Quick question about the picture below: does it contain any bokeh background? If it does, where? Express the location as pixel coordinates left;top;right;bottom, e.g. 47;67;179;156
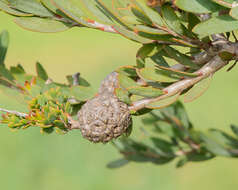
0;12;238;190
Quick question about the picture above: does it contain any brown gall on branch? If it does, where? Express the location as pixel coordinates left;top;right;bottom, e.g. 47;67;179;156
74;72;132;143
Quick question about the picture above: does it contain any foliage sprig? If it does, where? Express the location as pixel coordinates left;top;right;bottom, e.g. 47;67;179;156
1;0;238;168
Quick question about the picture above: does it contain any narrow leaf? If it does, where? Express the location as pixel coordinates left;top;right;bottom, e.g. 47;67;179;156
107;158;130;169
36;62;48;81
14;17;72;33
0;30;9;65
175;0;220;14
193;15;238;37
128;86;163;98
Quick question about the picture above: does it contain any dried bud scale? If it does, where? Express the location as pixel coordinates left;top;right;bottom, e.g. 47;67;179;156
77;72;132;143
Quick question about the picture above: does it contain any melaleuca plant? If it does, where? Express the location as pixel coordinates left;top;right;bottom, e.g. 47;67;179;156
1;0;238;168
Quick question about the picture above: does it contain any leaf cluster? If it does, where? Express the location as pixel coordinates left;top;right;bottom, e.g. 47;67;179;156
0;30;94;134
1;0;238;169
109;102;238;168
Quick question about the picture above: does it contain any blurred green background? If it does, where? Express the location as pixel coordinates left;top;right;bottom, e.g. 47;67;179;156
0;12;238;190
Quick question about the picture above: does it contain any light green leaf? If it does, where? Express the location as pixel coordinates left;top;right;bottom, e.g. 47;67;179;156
200;133;234;157
193;15;238;37
107;158;130;169
0;30;9;65
0;64;15;81
70;86;94;101
52;0;95;27
231;125;238;137
134;0;164;26
211;0;234;8
128;86;163;98
14;17;72;33
146;93;180;109
118;73;138;89
36;62;48;81
230;6;238;20
161;4;184;35
163;46;198;69
112;25;154;44
115;87;131;105
8;0;53;17
0;0;32;16
175;0;220;14
138;67;178;82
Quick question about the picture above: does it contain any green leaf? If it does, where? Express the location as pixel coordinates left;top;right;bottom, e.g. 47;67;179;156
188;13;201;31
107;158;130;169
211;0;234;8
156;65;199;78
10;64;24;73
118;73;138;89
115;87;131;105
0;64;15;81
133;25;168;35
151;51;170;67
209;129;238;148
127;86;163;98
176;156;188;168
184;75;212;103
51;0;96;27
146;93;180;109
131;6;152;25
231;124;238;137
117;66;137;77
173;101;191;129
36;62;48;81
136;43;158;59
80;0;115;25
112;25;153;44
0;0;32;16
96;0;131;28
14;17;72;33
136;43;159;67
230;6;238;20
40;0;66;17
161;4;184;35
150;137;175;157
200;133;234;157
138;67;178;82
41;127;54;134
193;15;238;37
134;0;164;26
163;46;198;69
0;30;9;65
174;0;220;14
187;151;214;162
70;86;94;101
8;0;53;17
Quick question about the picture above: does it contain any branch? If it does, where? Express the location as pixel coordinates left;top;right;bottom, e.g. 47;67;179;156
0;108;28;118
71;20;117;33
130;55;227;111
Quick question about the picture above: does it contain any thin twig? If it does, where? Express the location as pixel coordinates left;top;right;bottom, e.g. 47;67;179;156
129;56;227;111
72;72;80;86
129;32;238;111
232;31;238;42
0;108;28;118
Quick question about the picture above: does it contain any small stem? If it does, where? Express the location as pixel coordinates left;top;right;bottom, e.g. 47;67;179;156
232;31;238;42
67;116;80;130
0;108;28;118
129;56;227;111
72;72;80;86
